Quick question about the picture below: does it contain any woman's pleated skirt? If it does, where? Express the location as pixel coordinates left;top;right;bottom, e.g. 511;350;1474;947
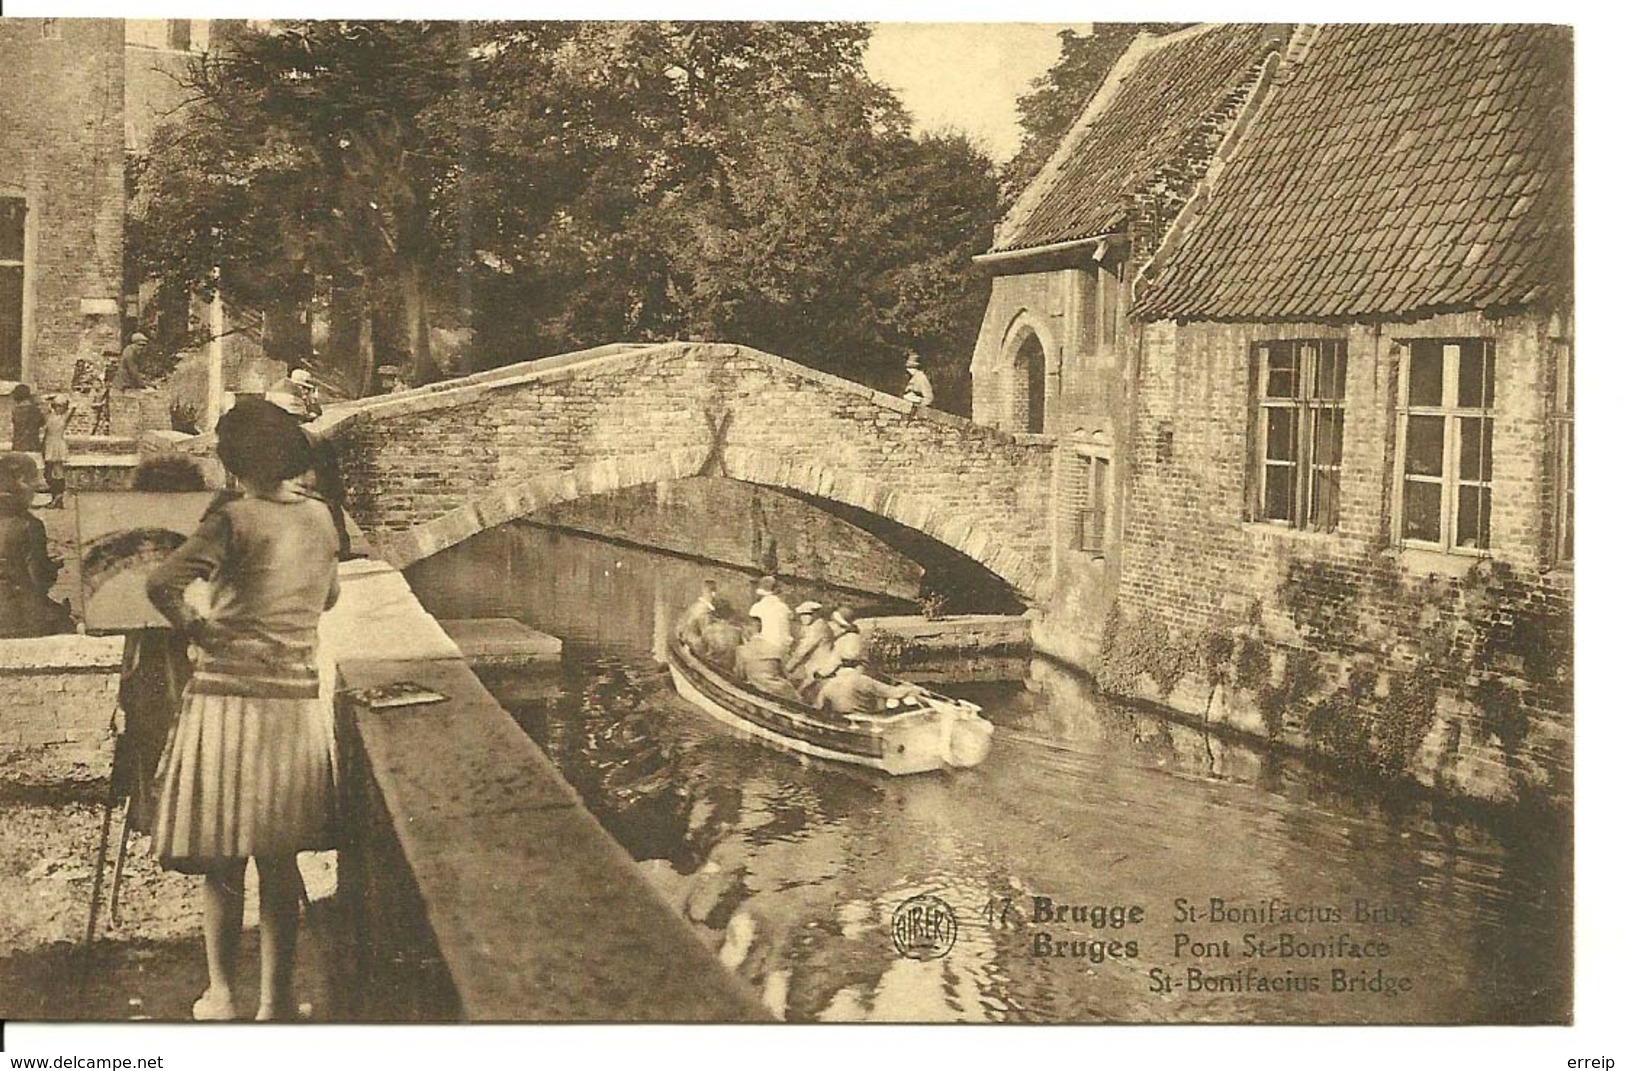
150;687;338;872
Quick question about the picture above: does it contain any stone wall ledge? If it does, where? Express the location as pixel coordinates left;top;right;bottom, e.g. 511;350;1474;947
328;558;767;1021
861;613;1032;653
0;633;124;673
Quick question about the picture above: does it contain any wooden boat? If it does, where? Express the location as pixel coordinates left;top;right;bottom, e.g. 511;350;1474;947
666;636;993;775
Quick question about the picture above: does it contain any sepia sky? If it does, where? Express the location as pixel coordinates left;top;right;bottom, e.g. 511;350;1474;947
865;22;1092;162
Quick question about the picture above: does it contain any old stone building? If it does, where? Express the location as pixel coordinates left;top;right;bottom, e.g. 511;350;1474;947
0;17;212;393
970;24;1288;656
988;23;1573;805
0;19;127;389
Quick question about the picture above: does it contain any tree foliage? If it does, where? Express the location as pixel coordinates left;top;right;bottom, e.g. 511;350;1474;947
129;20;1000;405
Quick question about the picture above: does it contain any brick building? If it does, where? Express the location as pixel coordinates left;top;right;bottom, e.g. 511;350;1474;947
0;18;209;394
986;24;1574;805
970;24;1288;660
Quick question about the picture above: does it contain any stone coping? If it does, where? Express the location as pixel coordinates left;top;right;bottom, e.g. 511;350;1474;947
328;558;767;1021
860;613;1033;649
0;633;124;673
308;341;1053;453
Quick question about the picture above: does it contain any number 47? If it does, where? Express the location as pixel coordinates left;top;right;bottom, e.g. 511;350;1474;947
982;897;1013;926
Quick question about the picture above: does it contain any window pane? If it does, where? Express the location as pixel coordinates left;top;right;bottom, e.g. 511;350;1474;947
1405;414;1445;476
1314;342;1347;400
1092;459;1110;551
1403;480;1442;543
1457;341;1488;408
1483;343;1495;408
1459;417;1494;482
1265;344;1297;398
1456;485;1492;550
1266;407;1298;461
1264;465;1296;522
1310;467;1340;531
1409;342;1444;406
1313;407;1344;466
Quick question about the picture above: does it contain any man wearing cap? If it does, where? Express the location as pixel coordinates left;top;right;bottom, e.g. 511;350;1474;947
902;352;934;407
733;614;800;703
678;579;721;651
748;574;795;659
802;606;862;700
816;655;923;717
784;601;835;689
113;332;151;390
0;452;69;637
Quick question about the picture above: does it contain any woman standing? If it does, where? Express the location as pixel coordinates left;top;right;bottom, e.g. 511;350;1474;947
41;395;72;508
146;398;341;1021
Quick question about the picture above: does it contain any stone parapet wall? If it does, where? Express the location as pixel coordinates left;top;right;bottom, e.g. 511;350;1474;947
0;634;124;774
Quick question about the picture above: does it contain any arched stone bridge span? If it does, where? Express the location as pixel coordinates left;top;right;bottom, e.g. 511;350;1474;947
317;342;1056;601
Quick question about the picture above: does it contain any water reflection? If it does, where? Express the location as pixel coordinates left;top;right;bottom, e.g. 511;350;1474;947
407;524;1570;1024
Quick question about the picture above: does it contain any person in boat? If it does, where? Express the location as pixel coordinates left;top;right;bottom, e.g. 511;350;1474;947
733;614;801;703
678;579;721;650
784;601;834;688
802;605;862;699
816;656;924;717
748;574;795;659
697;599;746;666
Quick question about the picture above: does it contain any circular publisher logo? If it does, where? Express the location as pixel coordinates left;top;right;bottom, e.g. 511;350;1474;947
892;894;958;961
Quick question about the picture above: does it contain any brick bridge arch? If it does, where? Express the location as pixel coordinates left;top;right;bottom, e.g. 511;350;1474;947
320;342;1055;601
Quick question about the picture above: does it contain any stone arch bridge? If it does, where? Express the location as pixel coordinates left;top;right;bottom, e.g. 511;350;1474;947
318;342;1056;601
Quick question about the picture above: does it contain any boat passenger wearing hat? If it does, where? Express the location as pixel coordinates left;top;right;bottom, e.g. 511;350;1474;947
114;332;151;390
748;574;795;659
802;605;862;700
0;452;70;637
784;600;835;688
816;650;923;717
733;613;800;703
678;579;721;651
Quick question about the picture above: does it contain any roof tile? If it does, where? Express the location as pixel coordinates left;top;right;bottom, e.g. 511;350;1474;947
1135;23;1571;321
992;24;1285;252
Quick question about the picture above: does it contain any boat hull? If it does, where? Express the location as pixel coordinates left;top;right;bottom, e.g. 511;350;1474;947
666;639;992;776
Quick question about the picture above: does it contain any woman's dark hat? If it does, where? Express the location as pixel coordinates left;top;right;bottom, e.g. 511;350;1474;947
216;396;313;482
0;452;44;495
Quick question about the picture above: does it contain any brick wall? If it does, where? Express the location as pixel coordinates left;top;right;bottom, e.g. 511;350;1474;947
1037;308;1574;808
0;635;124;774
0;19;126;390
327;343;1055;600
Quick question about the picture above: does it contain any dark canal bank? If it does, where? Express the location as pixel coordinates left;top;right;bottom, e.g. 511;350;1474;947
406;522;1571;1024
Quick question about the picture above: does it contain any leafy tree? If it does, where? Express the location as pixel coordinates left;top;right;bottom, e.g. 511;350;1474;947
1003;23;1189;199
131;21;1000;409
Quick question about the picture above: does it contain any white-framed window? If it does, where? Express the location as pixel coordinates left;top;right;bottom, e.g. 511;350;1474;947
1066;451;1111;558
1253;339;1346;531
1553;341;1574;564
1396;339;1495;552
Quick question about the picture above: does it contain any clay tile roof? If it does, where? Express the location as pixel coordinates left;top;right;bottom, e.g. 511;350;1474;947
990;23;1286;254
1135;24;1572;322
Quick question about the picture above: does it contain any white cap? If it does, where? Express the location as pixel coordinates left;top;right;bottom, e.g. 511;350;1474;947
290;369;313;385
795;601;822;615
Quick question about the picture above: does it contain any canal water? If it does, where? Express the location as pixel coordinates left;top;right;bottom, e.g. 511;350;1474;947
407;523;1571;1024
